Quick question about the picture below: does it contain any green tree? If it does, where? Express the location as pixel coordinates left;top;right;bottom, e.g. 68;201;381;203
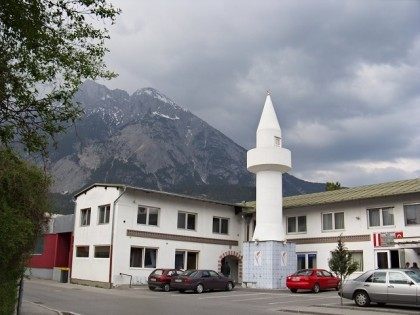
328;236;359;305
326;181;342;191
0;1;119;313
0;149;51;314
0;0;120;155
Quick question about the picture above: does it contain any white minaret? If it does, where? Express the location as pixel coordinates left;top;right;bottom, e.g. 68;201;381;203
247;93;291;241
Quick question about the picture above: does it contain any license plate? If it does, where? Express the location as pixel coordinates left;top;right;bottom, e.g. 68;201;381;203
292;277;300;281
150;278;156;282
175;279;182;283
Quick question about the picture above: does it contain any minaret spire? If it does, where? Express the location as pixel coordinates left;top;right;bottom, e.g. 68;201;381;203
247;93;291;241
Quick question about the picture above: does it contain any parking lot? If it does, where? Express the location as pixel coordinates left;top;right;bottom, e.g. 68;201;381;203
23;278;420;315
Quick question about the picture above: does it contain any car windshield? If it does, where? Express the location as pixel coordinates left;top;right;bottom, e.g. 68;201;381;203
181;270;198;277
404;270;420;283
151;269;163;275
295;270;312;276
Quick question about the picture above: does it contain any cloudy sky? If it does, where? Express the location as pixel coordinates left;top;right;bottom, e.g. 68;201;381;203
100;0;420;187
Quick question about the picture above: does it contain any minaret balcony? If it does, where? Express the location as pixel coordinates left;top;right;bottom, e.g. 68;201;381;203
247;147;291;173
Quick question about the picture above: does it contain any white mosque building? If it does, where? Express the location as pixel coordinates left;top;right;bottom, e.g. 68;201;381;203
70;95;420;288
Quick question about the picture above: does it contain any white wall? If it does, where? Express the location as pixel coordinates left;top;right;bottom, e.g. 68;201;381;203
72;185;420;286
282;193;420;275
72;186;121;283
111;189;244;285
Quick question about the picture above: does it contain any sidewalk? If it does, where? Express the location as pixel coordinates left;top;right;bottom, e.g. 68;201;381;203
22;300;61;315
278;304;420;315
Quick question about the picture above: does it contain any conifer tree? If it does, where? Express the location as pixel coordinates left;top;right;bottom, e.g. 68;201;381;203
328;236;359;305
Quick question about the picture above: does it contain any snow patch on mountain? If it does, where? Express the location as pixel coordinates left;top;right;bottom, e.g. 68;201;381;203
152;111;180;120
134;87;188;112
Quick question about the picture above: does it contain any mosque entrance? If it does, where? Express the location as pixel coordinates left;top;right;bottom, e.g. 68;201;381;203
218;251;242;284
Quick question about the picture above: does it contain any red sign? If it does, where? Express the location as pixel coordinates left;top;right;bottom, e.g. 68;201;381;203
395;231;404;239
373;233;381;247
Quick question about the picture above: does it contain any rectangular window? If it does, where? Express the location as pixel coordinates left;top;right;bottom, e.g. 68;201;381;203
175;250;198;269
404;204;420;225
177;211;196;230
322;212;344;231
98;204;110;224
274;136;281;147
137;206;159;226
287;216;306;233
130;247;143;267
213;217;229;234
350;251;364;272
33;235;44;255
367;207;394;227
175;251;185;269
80;208;91;226
94;246;110;258
33;236;44;255
129;247;157;268
76;246;89;258
296;253;317;269
144;248;157;268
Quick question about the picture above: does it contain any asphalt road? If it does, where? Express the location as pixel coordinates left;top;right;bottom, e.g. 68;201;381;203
22;278;420;315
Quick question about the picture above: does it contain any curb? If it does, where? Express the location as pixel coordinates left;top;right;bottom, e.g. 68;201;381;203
23;300;62;315
23;300;81;315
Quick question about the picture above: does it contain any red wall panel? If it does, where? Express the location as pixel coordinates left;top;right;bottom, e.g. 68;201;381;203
28;234;57;268
55;233;71;267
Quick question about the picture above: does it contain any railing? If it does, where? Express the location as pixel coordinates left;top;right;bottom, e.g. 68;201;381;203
119;273;133;288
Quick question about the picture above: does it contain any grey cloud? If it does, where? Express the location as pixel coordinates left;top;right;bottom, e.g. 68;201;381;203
100;0;420;186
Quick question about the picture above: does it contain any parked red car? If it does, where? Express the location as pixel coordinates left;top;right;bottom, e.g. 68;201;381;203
148;269;182;292
286;269;340;293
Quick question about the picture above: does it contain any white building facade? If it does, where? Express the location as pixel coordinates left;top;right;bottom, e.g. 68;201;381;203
71;184;245;288
71;179;420;288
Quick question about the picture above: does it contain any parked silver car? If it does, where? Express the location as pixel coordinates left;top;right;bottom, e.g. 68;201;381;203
341;269;420;307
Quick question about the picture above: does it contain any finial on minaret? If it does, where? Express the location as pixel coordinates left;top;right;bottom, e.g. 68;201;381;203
266;90;271;95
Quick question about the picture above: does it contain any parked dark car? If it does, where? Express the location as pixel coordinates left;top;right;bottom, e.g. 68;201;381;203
148;269;182;292
286;269;340;293
171;269;234;293
341;269;420;307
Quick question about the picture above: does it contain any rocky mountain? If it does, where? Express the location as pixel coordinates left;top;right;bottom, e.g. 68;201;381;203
48;81;325;213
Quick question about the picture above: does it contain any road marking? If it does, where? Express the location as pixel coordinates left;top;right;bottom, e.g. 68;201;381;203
198;292;269;299
268;296;338;305
231;296;282;302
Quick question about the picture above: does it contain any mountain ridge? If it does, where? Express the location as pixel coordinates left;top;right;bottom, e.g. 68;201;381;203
48;81;325;213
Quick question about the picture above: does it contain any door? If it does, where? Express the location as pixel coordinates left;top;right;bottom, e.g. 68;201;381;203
387;271;417;304
390;250;400;268
315;270;327;289
376;250;400;269
377;252;389;269
209;270;225;290
364;271;388;302
201;270;214;289
322;270;337;288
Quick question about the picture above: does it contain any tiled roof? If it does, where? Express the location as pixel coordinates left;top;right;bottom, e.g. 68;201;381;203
243;178;420;211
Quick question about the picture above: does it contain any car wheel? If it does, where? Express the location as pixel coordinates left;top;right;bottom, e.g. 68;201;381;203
312;283;320;293
226;282;233;291
148;286;155;291
163;284;170;292
354;291;370;307
195;284;204;294
290;288;297;293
